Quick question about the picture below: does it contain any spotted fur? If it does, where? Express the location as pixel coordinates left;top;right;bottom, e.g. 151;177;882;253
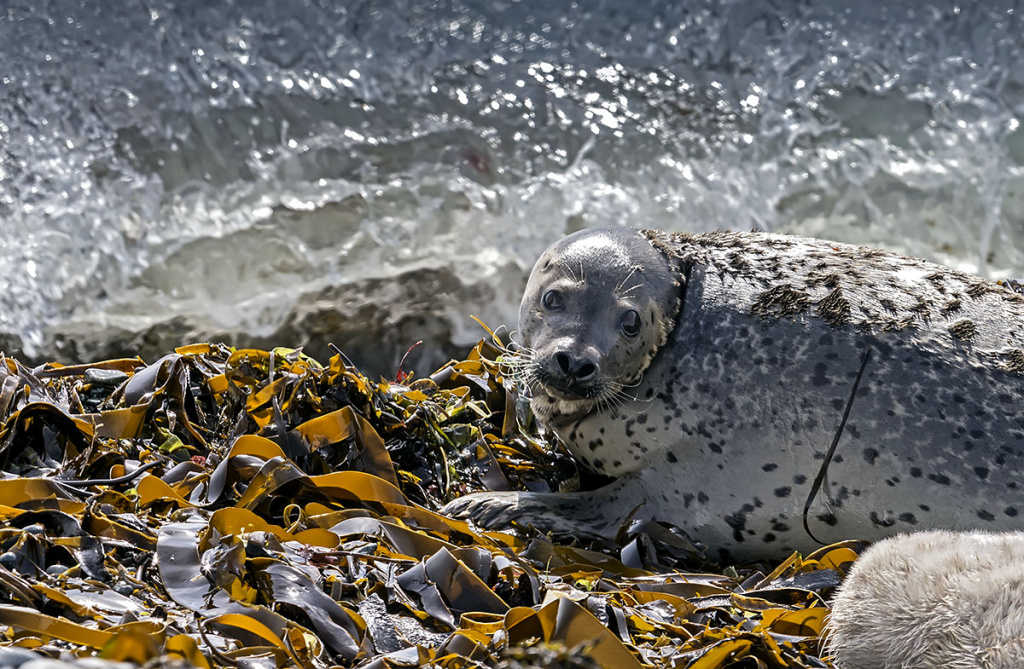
446;229;1024;561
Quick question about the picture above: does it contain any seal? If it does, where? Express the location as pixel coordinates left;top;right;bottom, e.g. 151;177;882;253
827;530;1024;669
444;227;1024;561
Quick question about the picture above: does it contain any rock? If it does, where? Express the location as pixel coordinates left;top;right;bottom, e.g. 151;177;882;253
0;648;46;669
19;659;79;669
24;261;524;379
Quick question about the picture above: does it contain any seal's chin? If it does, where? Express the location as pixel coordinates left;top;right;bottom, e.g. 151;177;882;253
525;381;602;427
532;392;596;426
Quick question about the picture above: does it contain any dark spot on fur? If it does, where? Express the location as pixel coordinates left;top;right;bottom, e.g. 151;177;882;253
974;466;989;480
751;285;812;319
725;511;748;542
1006;507;1018;517
928;473;951;485
870;512;896;528
919;504;930;512
966;281;992;298
910;467;922;478
762;463;778;472
816;513;838;527
774;486;791;498
793;474;807;485
817;286;851;326
898;512;917;525
1000;349;1024;374
862;448;879;465
667;452;678;463
697;492;709;504
977;509;995;521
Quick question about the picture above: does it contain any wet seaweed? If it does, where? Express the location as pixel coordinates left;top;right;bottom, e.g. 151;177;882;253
0;337;856;667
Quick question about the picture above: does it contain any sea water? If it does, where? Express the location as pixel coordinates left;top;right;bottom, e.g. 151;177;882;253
2;0;1023;373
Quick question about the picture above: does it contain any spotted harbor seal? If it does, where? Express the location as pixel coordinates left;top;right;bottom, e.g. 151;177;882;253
827;530;1024;669
444;227;1024;561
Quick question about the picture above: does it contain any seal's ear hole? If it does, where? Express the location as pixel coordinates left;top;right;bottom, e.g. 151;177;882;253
542;290;564;311
620;309;641;337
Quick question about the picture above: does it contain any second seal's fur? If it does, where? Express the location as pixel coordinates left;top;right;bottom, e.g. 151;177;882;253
828;531;1024;669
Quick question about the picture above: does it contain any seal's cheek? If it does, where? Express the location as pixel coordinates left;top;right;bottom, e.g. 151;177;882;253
519;309;550;347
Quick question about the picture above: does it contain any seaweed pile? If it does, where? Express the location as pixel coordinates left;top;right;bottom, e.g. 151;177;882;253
0;334;859;667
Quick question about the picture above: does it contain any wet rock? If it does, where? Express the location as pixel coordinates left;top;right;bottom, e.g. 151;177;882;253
0;648;45;669
19;659;80;669
31;262;525;379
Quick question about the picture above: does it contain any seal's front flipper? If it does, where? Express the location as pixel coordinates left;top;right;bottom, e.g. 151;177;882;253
442;476;646;538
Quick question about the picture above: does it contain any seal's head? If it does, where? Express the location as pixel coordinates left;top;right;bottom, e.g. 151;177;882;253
518;228;681;427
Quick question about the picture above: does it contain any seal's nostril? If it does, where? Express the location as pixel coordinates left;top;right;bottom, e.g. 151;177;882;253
553;352;598;380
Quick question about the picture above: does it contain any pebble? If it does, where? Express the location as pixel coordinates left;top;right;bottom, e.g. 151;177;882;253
70;659;135;669
5;654;139;669
17;659;78;669
0;648;43;668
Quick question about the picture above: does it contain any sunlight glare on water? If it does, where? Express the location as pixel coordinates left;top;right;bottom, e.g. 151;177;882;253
1;0;1023;370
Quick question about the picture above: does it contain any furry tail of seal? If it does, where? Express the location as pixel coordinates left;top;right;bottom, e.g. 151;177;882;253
827;530;1024;669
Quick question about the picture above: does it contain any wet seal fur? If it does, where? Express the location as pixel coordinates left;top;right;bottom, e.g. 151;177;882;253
827;530;1024;669
444;228;1024;561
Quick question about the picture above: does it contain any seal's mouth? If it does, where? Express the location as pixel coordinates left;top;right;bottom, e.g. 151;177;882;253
540;382;589;402
511;349;637;425
533;369;603;401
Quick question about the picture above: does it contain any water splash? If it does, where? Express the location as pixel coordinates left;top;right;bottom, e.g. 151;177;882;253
2;0;1023;370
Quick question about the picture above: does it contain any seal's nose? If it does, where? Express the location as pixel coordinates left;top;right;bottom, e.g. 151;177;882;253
554;351;599;382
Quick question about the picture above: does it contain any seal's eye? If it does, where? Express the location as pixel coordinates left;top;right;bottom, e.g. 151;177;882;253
542;290;564;311
620;309;641;337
